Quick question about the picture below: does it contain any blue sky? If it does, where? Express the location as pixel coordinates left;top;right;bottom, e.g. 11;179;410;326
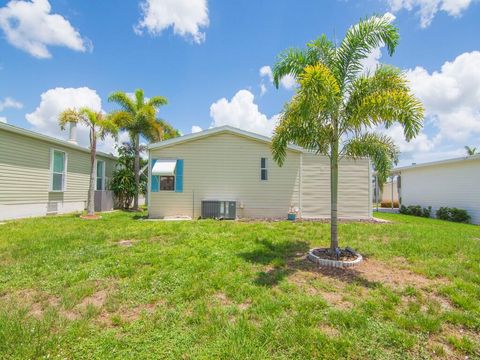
0;0;479;165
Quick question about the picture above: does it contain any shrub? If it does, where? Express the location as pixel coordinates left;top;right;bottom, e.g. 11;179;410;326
399;205;431;218
381;201;399;208
110;144;147;209
436;207;471;223
436;207;450;221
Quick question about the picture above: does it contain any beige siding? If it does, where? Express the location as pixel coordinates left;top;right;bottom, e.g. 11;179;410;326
149;133;301;218
0;128;115;206
301;153;371;219
149;132;371;220
400;159;480;224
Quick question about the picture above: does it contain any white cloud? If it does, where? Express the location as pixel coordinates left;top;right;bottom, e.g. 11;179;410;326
259;65;297;91
25;87;123;154
259;65;273;82
0;117;6;123
388;0;474;27
0;97;23;111
260;83;267;96
210;89;279;136
135;0;209;44
0;0;90;59
383;123;435;152
191;125;202;133
406;51;480;141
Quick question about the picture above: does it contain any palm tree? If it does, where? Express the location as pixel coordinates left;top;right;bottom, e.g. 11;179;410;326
108;89;180;210
59;108;118;217
271;16;424;255
465;146;477;156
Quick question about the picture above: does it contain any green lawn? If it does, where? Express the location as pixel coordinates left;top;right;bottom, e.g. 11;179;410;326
0;212;479;359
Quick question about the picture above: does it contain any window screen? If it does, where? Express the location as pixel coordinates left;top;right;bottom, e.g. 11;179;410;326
160;176;175;191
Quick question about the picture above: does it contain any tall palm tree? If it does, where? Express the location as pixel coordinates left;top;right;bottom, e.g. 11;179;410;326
59;108;118;217
108;89;179;210
271;16;424;255
465;146;477;156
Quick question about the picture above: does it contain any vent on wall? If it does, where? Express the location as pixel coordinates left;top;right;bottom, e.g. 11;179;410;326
201;201;236;220
47;201;58;215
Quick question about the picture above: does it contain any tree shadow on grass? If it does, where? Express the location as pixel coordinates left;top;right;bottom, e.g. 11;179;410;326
238;239;379;289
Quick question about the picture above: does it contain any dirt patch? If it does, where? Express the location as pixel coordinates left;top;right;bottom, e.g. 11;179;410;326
426;324;479;359
319;324;340;337
213;292;233;306
1;289;63;319
116;240;137;247
98;303;158;326
79;214;101;220
320;291;353;309
238;300;252;311
304;258;446;290
79;289;108;308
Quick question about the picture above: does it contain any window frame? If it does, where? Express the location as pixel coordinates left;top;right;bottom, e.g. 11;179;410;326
96;159;106;191
50;148;68;192
260;157;268;181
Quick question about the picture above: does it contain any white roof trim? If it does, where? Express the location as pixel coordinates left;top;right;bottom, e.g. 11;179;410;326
393;154;480;173
147;125;304;152
0;122;116;159
152;160;177;175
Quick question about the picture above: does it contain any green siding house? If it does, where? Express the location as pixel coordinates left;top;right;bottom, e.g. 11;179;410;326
0;122;117;221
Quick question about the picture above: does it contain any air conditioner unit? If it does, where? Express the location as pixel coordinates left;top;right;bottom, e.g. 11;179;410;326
201;200;236;220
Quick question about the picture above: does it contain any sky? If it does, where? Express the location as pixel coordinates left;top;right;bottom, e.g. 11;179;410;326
0;0;479;166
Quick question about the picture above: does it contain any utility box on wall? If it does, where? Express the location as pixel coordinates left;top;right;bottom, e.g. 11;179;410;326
201;200;236;219
94;190;114;212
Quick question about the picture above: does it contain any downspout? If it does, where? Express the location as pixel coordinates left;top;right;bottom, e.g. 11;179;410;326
147;148;151;216
299;152;303;218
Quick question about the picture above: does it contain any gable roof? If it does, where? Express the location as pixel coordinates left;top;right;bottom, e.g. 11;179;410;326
0;122;116;160
393;154;480;173
148;125;304;152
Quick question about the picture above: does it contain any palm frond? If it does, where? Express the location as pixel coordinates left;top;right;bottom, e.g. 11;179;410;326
108;91;136;114
147;96;168;108
272;48;318;88
335;15;399;89
134;89;145;110
348;89;424;140
343;132;399;183
58;108;80;130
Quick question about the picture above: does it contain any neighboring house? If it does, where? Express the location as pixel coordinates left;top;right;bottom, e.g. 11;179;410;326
147;126;372;220
381;178;399;204
393;154;480;224
0;122;116;221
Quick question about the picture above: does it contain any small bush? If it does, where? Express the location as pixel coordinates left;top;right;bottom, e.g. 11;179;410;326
381;201;399;208
436;207;471;223
399;205;431;218
436;207;450;221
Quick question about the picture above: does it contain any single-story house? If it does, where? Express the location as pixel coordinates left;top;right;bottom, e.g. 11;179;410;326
147;126;372;220
393;154;480;224
381;178;399;204
0;122;117;221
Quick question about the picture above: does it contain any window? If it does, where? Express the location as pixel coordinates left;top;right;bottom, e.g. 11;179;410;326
51;149;66;191
260;157;268;181
160;176;175;191
96;160;105;190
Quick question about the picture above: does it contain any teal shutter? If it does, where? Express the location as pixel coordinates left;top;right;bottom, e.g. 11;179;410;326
175;159;183;193
151;159;159;192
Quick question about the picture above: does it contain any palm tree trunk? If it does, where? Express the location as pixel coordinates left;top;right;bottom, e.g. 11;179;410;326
330;141;339;253
87;128;96;216
133;133;140;211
